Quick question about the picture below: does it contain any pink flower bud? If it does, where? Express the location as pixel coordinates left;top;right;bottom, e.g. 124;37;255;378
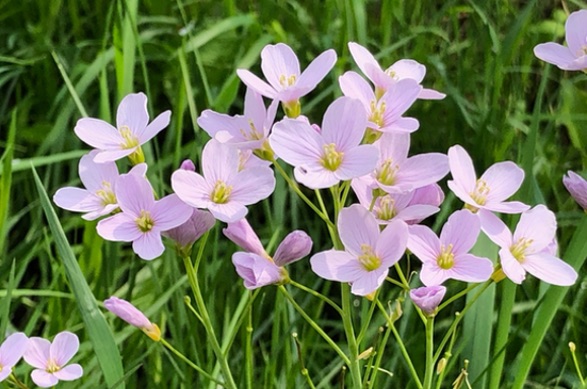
273;230;313;266
180;159;196;171
563;171;587;210
223;219;267;257
164;209;215;249
104;296;161;341
409;286;446;315
232;252;285;289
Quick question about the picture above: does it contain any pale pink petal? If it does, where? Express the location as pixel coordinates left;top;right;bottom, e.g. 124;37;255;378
138;110;171;143
31;370;59;388
514;205;556;253
264;99;279;134
0;370;11;382
82;204;118;221
116;92;149;135
387;59;426;83
478;209;512;248
480;161;525;203
53;188;102;213
270;118;324;165
0;333;28;367
171;169;212;209
499;248;526;284
439;210;479;254
232;252;282;289
339;71;375;107
563;171;587;209
97;213;142;242
377;133;410;165
485;200;530;214
50;332;79;366
380;78;422;120
338;205;380;256
382;117;420;133
407;225;440;264
310;250;364;282
236;69;277;98
273;230;313;266
336;145;379;180
451;254;493;283
418;88;446;100
208;201;248;223
566;56;587;71
261;43;300;90
447;180;478;207
296;49;337;92
202;140;240;183
395;205;439;224
409;184;444;207
395;153;449;191
244;88;267;132
24;337;51;369
230;167;276;205
74;118;121;149
448;145;476;193
322;97;367;151
522;252;577;286
376;219;408;266
351;267;388;296
133;231;165;260
293;167;340;189
93;148;135;163
53;364;83;381
78;151;119;191
223;219;267;256
197;110;237;139
534;43;576;68
420;264;450;286
115;174;154;216
128;162;148;177
564;10;587;57
348;42;382;83
104;296;152;328
151;194;193;231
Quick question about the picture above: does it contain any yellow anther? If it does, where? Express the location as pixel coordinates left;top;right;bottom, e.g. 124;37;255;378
470;179;490;206
358;244;381;271
136;210;155;232
369;100;386;127
321;143;344;171
96;181;116;206
279;74;297;87
210;180;233;204
376;159;399;186
437;244;455;269
119;125;140;149
510;238;533;262
375;195;396;221
46;358;61;373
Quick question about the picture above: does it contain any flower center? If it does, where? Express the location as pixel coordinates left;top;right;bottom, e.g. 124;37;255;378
136;210;155;233
470;179;490;206
375;195;396;221
279;74;297;87
119;125;140;149
321;143;344;171
46;358;61;373
240;119;264;142
437;244;455;270
358;244;381;271
376;159;399;186
211;180;232;204
96;181;117;206
385;67;398;80
510;238;533;262
369;100;386;128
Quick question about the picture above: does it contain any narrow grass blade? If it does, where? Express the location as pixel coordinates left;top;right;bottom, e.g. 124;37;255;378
0;109;16;254
0;260;16;336
32;166;125;388
51;51;88;118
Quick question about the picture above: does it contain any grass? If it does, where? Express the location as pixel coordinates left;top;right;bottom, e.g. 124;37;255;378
1;0;587;388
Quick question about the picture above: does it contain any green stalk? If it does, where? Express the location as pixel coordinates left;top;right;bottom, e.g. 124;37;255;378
160;338;224;386
423;317;435;389
341;283;362;388
290;280;343;315
488;280;516;389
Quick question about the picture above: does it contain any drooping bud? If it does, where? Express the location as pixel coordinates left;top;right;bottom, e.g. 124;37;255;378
223;219;268;257
563;171;587;211
164;209;216;252
180;159;196;171
104;296;161;341
409;285;447;316
273;230;313;266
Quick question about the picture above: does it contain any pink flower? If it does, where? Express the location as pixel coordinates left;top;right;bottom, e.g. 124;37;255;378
410;286;446;316
348;42;445;100
354;133;449;194
23;332;83;388
172;140;276;223
224;219;313;289
339;71;422;133
53;150;146;220
407;209;493;286
104;296;161;341
563;170;587;210
0;333;28;382
97;174;192;260
164;209;216;251
447;145;529;214
310;204;408;296
74;92;171;164
480;205;577;286
197;88;278;154
269;96;379;189
534;10;587;71
237;43;337;110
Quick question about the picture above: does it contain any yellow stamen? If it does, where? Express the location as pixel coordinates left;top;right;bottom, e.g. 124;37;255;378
375;195;396;221
119;125;140;149
376;159;399;186
358;244;381;271
510;238;533;263
321;143;344;171
96;181;116;206
279;74;297;87
210;180;233;204
46;358;61;373
437;244;455;270
136;210;155;232
470;179;490;206
369;100;386;127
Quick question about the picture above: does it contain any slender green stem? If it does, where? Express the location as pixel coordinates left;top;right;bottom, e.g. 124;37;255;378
160;338;225;386
245;293;253;389
434;324;458;389
340;180;352;206
357;294;378;344
438;282;481;312
278;285;351;366
341;283;362;388
290;279;343;315
570;342;585;386
366;324;392;389
386;276;409;290
423;317;435;389
376;299;423;389
9;374;29;389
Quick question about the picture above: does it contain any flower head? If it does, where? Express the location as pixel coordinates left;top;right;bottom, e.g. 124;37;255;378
534;10;587;71
407;210;493;286
104;296;161;341
270;96;379;189
172;140;276;223
0;333;28;382
311;204;408;296
348;42;445;100
447;145;529;215
74;92;171;164
563;170;587;210
481;205;577;285
23;332;83;388
53;150;146;220
97;174;193;260
164;209;216;253
410;286;447;316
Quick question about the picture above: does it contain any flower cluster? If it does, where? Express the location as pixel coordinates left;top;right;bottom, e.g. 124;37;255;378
0;331;82;388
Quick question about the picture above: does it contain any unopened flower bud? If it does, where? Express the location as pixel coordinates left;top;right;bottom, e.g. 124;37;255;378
273;230;313;266
164;209;215;251
569;341;576;352
358;347;374;360
436;357;447;374
223;219;267;256
563;171;587;211
180;159;196;171
104;296;161;341
409;285;446;316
